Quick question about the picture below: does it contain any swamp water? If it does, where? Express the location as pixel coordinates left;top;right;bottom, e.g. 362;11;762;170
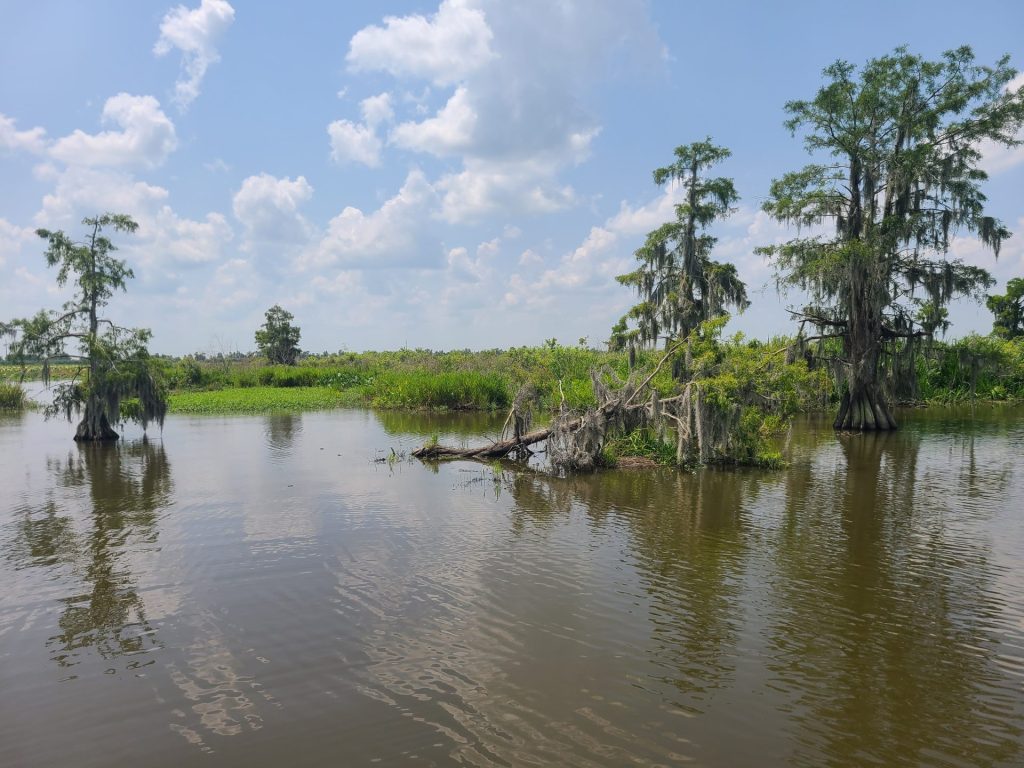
1;407;1022;767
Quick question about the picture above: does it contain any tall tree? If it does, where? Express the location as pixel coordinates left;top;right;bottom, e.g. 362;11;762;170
612;138;748;352
759;47;1024;430
8;214;167;441
986;278;1024;339
255;304;301;365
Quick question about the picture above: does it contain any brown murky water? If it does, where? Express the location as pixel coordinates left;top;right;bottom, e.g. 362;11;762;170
1;406;1022;767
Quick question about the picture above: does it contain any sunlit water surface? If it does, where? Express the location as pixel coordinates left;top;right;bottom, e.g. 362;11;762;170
1;406;1022;767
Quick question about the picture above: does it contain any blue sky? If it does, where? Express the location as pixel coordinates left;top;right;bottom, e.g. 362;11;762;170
2;0;1023;355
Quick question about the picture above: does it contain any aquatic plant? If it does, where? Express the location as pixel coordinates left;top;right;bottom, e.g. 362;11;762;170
0;380;26;409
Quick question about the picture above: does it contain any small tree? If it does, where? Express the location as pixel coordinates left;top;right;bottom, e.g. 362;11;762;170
8;214;167;441
987;278;1024;339
612;138;748;353
255;305;301;365
759;46;1024;430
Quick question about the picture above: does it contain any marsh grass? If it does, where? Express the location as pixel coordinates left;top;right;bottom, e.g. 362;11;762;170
0;380;26;409
603;428;678;466
370;370;510;409
157;345;638;412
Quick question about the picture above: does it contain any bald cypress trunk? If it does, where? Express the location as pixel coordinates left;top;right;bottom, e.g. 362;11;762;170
835;277;897;431
75;393;119;441
73;222;119;442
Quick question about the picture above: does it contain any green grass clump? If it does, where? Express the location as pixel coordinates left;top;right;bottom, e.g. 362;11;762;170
370;370;510;409
0;380;26;409
603;427;678;466
168;386;359;414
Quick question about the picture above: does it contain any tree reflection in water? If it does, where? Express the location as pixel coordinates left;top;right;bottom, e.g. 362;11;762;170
507;467;766;710
10;439;172;670
263;413;302;460
501;424;1022;765
768;429;1022;767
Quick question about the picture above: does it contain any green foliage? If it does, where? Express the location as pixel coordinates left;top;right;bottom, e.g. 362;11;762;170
986;277;1024;339
0;380;26;409
5;214;167;439
759;46;1024;428
613;138;748;351
681;318;829;465
918;335;1024;401
370;370;510;410
254;305;301;365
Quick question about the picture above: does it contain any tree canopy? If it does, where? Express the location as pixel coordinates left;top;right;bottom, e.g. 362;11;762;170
987;278;1024;339
612;138;748;352
255;305;302;365
8;214;167;441
759;46;1024;430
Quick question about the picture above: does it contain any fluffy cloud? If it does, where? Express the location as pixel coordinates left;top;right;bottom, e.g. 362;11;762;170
360;93;394;126
154;0;236;109
436;158;576;222
36;166;170;227
390;86;476;156
347;0;494;85
310;169;442;268
232;173;315;250
49;94;177;169
327;93;397;167
32;165;234;280
152;207;233;266
328;119;383;167
204;258;258;310
345;0;662;222
0;114;47;154
0;218;34;267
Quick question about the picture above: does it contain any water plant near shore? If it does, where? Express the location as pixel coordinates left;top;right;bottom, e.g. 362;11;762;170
0;381;26;410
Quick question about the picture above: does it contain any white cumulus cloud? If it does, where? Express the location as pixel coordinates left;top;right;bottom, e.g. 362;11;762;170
0;218;34;267
390;86;476;157
360;93;394;126
154;0;236;110
347;0;494;86
310;169;442;268
49;94;177;169
153;207;233;266
328;119;383;167
345;0;662;222
232;173;315;251
0;114;48;154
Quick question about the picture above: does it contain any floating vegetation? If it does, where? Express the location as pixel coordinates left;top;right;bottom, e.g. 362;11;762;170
168;386;359;414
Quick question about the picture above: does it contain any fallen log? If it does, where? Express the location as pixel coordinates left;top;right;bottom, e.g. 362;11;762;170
411;423;561;460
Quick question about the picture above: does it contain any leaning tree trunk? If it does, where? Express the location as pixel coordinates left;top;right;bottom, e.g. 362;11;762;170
834;299;897;431
74;395;119;441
